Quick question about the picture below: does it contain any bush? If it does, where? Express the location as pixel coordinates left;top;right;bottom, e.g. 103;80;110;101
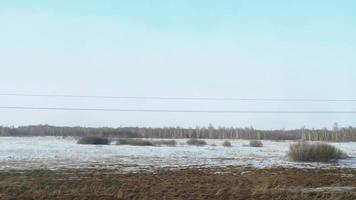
151;140;177;146
222;141;232;147
77;136;109;145
288;141;348;162
249;140;263;147
117;139;153;146
187;139;207;146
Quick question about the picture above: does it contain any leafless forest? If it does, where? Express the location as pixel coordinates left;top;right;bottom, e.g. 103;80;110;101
1;124;356;142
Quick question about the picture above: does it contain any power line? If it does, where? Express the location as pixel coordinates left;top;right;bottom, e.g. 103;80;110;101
0;106;356;114
0;93;356;102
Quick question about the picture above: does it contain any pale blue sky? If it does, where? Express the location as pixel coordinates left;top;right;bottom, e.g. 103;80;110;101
0;0;356;129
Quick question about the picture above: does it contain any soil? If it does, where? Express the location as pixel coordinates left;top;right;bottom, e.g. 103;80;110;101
0;167;355;200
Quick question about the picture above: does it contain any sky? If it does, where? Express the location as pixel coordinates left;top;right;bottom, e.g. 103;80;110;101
0;0;356;129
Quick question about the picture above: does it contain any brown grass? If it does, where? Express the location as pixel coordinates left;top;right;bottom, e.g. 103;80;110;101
0;168;355;200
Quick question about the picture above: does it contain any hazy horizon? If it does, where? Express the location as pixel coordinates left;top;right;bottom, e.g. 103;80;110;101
0;122;349;132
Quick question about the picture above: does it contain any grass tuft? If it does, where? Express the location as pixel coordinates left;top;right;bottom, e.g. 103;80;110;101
288;141;348;162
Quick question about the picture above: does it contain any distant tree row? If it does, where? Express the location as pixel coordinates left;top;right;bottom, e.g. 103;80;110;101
1;124;356;142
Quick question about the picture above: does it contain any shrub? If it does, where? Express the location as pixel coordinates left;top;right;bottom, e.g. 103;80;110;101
187;139;207;146
77;136;109;145
249;140;263;147
151;140;177;146
288;141;348;162
117;139;153;146
222;141;232;147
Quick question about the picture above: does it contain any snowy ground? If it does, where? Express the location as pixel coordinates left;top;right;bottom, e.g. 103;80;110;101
0;137;355;171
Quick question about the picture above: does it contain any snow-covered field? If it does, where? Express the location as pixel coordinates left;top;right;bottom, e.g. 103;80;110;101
0;137;355;171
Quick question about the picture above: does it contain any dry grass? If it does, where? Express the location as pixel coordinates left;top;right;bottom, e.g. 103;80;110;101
77;136;109;145
1;168;355;200
249;140;263;147
187;139;207;146
222;141;232;147
288;141;348;162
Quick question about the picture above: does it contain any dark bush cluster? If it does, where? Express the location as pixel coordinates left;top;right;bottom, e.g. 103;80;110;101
117;139;153;146
249;140;263;147
187;139;207;146
77;136;110;145
151;140;177;146
288;141;348;162
222;141;232;147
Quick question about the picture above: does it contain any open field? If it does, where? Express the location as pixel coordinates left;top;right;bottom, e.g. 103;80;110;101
0;167;356;200
1;137;356;199
0;137;355;171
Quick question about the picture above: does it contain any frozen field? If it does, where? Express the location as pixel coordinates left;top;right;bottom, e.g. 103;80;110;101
0;137;355;171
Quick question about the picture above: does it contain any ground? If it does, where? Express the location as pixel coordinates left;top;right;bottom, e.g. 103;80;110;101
0;167;356;200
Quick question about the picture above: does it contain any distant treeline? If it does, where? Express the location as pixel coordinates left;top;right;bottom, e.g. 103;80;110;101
1;124;356;142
